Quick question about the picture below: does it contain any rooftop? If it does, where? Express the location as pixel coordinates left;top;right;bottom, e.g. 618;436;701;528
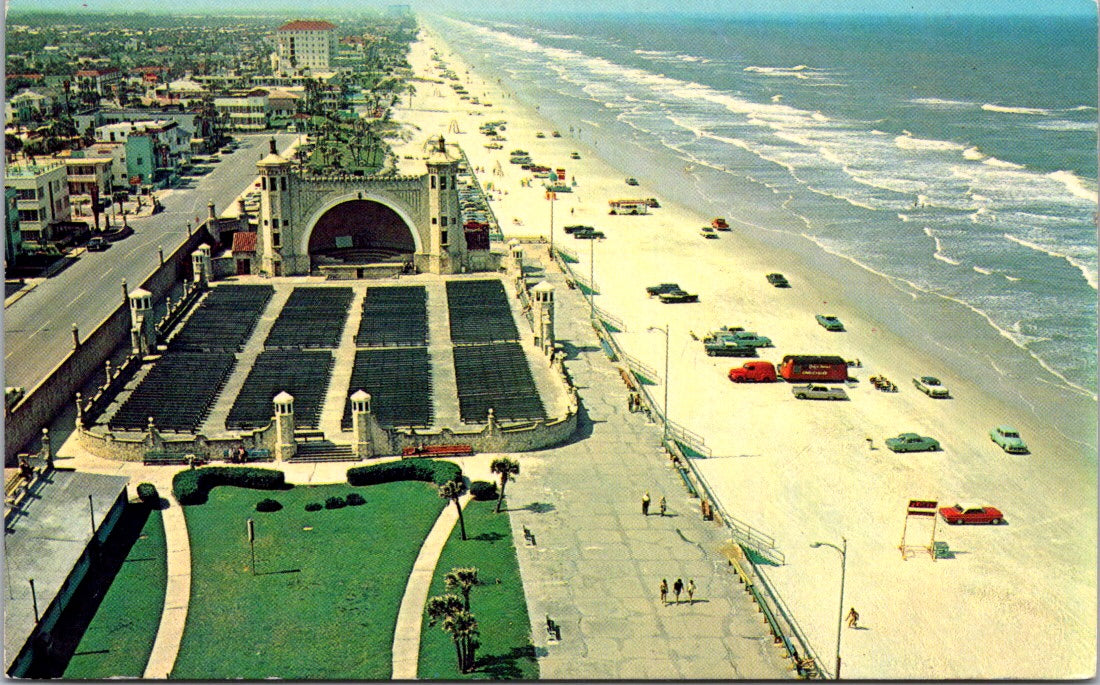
277;20;337;32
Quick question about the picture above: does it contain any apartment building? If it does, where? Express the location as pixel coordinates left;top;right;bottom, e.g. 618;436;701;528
5;161;72;244
273;20;337;75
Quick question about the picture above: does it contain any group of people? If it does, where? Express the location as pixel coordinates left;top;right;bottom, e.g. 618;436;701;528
658;578;696;605
641;491;667;517
227;445;249;463
627;392;644;413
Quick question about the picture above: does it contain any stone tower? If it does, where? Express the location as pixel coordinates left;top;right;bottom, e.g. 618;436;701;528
128;287;155;356
257;138;296;276
350;390;373;459
531;280;556;354
273;391;296;461
424;135;466;274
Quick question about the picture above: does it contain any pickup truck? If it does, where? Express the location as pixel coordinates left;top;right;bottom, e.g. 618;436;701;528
792;384;849;400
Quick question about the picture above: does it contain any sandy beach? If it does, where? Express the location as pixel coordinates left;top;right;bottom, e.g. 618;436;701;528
391;25;1097;679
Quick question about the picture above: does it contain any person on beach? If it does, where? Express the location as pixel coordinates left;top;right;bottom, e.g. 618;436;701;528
659;496;667;517
847;607;860;628
673;578;684;603
659;579;668;604
642;491;651;516
687;579;696;604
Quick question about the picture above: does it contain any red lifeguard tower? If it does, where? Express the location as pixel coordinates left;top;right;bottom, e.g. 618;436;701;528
899;499;939;561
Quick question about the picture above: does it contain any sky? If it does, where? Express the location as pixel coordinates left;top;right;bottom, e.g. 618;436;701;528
9;0;1099;15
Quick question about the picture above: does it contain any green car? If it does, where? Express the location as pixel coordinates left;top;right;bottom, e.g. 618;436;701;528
816;314;845;331
990;425;1029;454
885;433;940;453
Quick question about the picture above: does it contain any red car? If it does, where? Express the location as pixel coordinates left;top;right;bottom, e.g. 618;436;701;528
939;503;1004;525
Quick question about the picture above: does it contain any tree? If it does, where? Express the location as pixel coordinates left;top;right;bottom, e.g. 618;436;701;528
438;479;468;541
425;594;480;673
444;567;479;611
489;457;520;513
425;593;464;627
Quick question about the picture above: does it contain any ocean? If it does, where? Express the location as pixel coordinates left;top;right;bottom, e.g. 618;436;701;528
428;13;1098;397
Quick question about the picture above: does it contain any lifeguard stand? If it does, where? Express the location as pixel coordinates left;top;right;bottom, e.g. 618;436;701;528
899;499;939;561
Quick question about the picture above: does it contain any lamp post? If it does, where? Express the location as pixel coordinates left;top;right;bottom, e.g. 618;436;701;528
646;324;669;444
810;537;847;679
547;190;556;259
588;235;600;323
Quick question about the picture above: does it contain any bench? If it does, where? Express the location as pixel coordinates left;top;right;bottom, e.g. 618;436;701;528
545;615;561;642
294;430;327;442
401;444;475;458
223;448;274;463
144;452;206;466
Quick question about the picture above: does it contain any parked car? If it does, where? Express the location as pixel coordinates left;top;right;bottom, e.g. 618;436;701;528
728;361;778;382
939;503;1004;525
885;432;941;452
703;334;757;357
766;273;790;288
86;237;110;252
990;425;1029;454
816;314;845;331
646;283;681;296
626;177;639;186
792;384;849;400
658;289;699;303
700;226;719;239
711;217;730;230
574;229;605;240
563;224;592;234
912;376;951;398
724;331;772;348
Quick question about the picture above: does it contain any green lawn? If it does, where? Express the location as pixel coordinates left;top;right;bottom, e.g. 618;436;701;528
418;500;539;680
172;481;446;679
63;508;167;679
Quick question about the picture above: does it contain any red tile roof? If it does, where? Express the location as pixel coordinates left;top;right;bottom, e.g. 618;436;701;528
278;20;337;32
232;231;258;253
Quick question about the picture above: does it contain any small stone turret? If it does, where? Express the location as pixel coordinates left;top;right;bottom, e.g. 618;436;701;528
128;287;155;356
273;391;296;461
351;390;373;459
531;280;556;354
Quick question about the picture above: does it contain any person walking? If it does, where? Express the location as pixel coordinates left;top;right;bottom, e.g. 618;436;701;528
673;578;684;603
847;607;860;628
659;579;668;604
659;496;667;517
642;491;651;516
687;579;696;605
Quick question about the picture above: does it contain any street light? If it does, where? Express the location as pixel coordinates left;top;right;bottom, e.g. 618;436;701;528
646;324;669;444
810;537;847;680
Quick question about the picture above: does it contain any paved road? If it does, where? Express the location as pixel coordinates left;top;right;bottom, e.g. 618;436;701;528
4;134;298;391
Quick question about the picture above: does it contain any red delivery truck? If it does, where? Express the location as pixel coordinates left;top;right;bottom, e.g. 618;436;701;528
779;355;849;382
728;361;777;383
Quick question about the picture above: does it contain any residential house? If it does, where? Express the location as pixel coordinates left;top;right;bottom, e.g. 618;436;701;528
73;67;121;97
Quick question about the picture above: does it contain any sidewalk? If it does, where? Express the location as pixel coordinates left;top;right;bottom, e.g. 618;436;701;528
502;248;794;679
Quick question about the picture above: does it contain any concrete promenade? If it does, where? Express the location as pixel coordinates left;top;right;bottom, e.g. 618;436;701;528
501;248;793;679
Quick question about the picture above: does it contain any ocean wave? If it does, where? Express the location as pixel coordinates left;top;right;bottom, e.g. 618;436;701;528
743;64;823;80
894;131;965;152
909;97;977;108
982;157;1025;169
1047;170;1099;202
981;103;1052;115
972;265;992;275
1032;119;1098;132
1003;233;1098;290
925;227;961;265
634;49;671;56
963;146;985;161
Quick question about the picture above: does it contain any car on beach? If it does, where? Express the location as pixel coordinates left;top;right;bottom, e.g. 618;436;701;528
885;432;941;452
563;224;593;234
535;131;545;138
939;503;1004;525
912;376;951;398
792;384;849;400
625;177;639;186
646;283;681;296
711;217;730;230
724;330;772;348
573;228;605;240
728;361;778;382
766;273;790;288
551;131;562;137
570;152;581;159
990;425;1029;454
700;226;719;239
659;289;699;303
816;314;845;331
703;334;757;357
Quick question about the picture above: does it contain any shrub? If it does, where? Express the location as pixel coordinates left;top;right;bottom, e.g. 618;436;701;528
324;495;346;510
304;502;322;512
256;498;282;512
345;492;366;506
469;480;498;501
172;467;287;505
347;459;462;487
136;482;159;505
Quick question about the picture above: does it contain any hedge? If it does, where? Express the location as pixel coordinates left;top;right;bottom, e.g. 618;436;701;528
136;482;159;505
173;467;287;505
469;480;498;501
346;459;462;487
256;498;282;512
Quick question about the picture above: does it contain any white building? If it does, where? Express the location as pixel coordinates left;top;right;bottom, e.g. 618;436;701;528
5;161;71;244
214;91;270;131
273;20;337;76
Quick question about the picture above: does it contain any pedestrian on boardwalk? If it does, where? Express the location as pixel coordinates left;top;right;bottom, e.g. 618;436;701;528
847;607;860;628
642;491;651;516
659;496;667;517
687;579;696;605
673;578;684;603
659;579;668;604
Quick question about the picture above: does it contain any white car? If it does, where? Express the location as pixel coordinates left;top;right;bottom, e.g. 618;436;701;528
792;384;849;401
912;376;950;398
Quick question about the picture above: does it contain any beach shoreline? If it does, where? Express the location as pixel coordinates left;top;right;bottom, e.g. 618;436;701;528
395;21;1097;679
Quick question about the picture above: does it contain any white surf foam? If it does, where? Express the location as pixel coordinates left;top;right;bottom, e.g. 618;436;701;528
1004;233;1098;290
1032;120;1098;132
981;103;1052;115
1047;170;1099;202
894;132;965;152
909;97;977;108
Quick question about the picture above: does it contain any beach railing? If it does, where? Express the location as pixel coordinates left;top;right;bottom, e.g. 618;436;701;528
621;352;660;386
691;466;784;565
593;304;625;332
554;246;580;264
667;420;713;458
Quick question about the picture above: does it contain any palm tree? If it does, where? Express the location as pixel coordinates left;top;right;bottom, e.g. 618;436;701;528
425;593;464;627
489;457;520;513
438;479;468;540
443;609;480;673
444;567;479;611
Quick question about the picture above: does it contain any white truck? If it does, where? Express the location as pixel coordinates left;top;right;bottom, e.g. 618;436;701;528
792;384;849;401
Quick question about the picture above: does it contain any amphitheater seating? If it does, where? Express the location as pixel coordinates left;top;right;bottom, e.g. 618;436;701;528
264;287;354;349
169;285;274;353
342;348;433;430
225;350;335;430
110;352;237;432
452;342;546;422
355;285;428;347
446;279;520;344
